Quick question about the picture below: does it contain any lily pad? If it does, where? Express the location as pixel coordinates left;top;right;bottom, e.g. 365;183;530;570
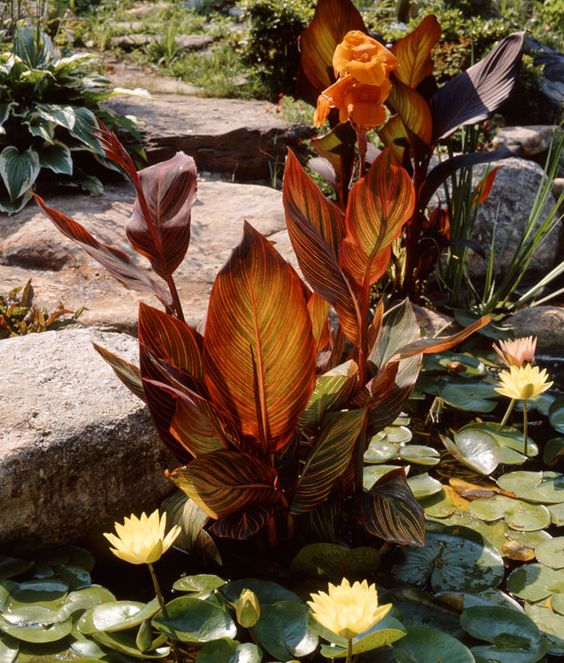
393;525;504;592
535;537;564;569
548;397;564;433
399;446;441;466
196;638;262;663
173;575;226;594
461;422;538;464
497;471;564;504
152;596;236;643
392;625;474;663
0;614;72;643
364;441;399;463
407;473;442;499
461;605;546;663
524;603;564;655
544;438;564;466
469;495;551;531
0;557;33;581
384;588;463;637
253;601;317;661
441;430;500;475
78;598;159;634
506;563;564;602
363;465;407;490
0;633;18;663
93;628;169;658
549;502;564;526
435;588;523;613
318;615;406;658
439;381;498;412
220;579;300;606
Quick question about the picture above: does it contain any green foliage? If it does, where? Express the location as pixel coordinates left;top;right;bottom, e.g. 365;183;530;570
238;0;315;97
0;280;82;338
0;26;142;213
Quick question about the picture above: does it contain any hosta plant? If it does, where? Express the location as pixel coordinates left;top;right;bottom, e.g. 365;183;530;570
0;26;142;214
36;123;489;550
297;0;525;298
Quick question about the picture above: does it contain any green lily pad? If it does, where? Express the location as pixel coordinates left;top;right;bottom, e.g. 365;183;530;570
544;438;564;466
0;614;72;644
152;596;236;643
393;525;504;592
469;495;551;531
548;397;564;433
220;579;300;606
535;537;564;569
290;543;379;582
78;598;159;634
196;638;262;663
392;625;474;663
173;575;226;594
93;628;169;658
427;510;509;555
363;465;407;490
524;603;564;655
0;633;18;663
436;588;523;613
507;529;552;551
253;601;317;660
439;381;498;412
55;586;115;622
549;502;564;526
2;605;59;627
461;605;546;663
364;441;399;463
441;430;500;475
0;557;33;581
318;615;406;658
461;422;538;464
384;588;463;637
506;563;564;602
407;473;442;499
497;471;564;504
399;446;441;466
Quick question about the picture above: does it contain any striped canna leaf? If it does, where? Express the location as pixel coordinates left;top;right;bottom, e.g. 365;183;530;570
291;408;367;515
203;222;317;454
391;15;442;90
360;468;425;547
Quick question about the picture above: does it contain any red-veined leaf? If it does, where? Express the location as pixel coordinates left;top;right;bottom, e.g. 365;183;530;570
144;379;227;458
299;359;359;430
92;343;145;402
291;408;367;515
308;291;331;351
96;122;139;185
472;166;500;207
391;15;441;89
33;195;172;307
393;314;492;360
340;149;415;288
369;299;419;369
210;506;274;540
298;0;366;94
127;152;197;278
283;154;361;345
378;115;409;162
311;123;357;203
203;222;317;454
360;468;425;546
430;32;525;142
359;361;399;408
169;450;280;519
388;80;433;145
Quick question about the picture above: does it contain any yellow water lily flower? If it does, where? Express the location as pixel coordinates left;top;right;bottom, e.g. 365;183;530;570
495;364;553;401
493;336;537;368
308;578;392;640
104;510;181;565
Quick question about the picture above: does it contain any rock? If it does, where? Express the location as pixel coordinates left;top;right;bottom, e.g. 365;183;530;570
104;94;312;181
125;3;169;17
0;328;177;545
111;33;215;52
105;59;201;96
552;177;564;200
111;21;145;32
458;158;560;278
525;37;564;122
508;306;564;353
492;125;560;157
0;181;295;332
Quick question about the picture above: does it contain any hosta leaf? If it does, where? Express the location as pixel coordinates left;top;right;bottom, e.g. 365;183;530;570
0;146;40;200
34;104;75;130
37;141;73;176
391;15;442;89
127;152;197;278
283;151;360;345
360;468;425;546
298;0;366;95
291;408;367;515
169;450;280;520
430;32;525;142
68;107;104;154
34;196;172;307
340;148;415;288
203;222;317;453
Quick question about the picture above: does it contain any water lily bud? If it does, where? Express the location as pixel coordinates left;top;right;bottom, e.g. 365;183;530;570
236;589;261;628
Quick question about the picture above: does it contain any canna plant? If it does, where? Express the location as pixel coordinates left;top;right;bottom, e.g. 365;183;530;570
297;0;525;298
36;123;489;550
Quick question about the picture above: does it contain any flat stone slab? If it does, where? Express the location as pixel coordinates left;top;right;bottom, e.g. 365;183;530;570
111;33;215;52
105;59;201;96
0;181;295;333
0;328;176;545
104;94;312;180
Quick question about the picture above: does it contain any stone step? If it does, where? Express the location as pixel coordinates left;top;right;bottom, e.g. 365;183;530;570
0;328;175;545
0;180;296;333
110;33;215;52
104;94;312;181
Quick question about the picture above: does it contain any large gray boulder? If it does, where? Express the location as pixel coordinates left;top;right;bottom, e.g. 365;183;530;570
508;305;564;354
0;180;296;333
0;328;176;545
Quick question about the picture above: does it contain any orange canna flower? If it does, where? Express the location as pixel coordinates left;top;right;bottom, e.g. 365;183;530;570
333;31;398;86
493;336;537;368
314;75;391;130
